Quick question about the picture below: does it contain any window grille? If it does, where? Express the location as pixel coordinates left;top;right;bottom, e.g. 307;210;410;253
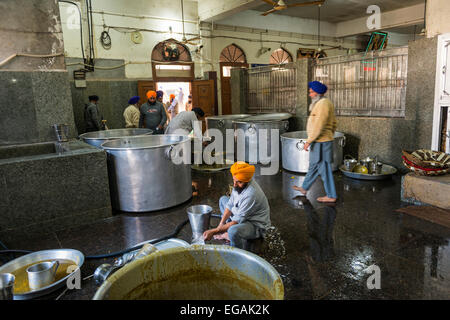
313;47;408;118
247;63;297;114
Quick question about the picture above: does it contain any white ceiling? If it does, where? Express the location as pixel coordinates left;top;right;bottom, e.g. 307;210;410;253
254;0;425;23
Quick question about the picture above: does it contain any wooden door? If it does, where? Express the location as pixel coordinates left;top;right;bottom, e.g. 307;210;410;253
192;80;215;133
220;62;248;115
137;81;155;105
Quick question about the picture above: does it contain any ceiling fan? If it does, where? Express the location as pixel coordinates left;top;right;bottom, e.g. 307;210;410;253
260;0;325;16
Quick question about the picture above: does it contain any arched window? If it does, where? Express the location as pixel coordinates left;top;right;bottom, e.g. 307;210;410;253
220;44;247;63
270;48;293;64
219;44;248;115
151;39;194;81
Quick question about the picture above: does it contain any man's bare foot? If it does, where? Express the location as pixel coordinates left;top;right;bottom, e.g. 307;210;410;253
293;186;307;195
317;196;337;203
213;232;229;241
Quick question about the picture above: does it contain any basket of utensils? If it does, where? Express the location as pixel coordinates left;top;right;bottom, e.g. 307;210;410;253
402;150;450;176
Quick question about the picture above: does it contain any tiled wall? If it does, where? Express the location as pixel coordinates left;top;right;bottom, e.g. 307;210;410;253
69;79;139;134
0;71;78;146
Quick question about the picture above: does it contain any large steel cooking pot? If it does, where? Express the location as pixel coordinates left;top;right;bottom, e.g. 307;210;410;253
281;131;346;173
93;245;284;300
101;135;191;212
233;114;292;164
205;114;252;154
79;128;153;148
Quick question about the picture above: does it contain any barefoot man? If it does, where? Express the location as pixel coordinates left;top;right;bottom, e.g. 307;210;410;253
203;162;271;250
293;81;338;203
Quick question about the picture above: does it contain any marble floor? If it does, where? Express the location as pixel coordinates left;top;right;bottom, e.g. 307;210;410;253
1;165;450;300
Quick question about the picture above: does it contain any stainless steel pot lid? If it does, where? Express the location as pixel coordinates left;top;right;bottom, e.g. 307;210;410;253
281;131;345;140
79;128;153;140
206;114;252;120
101;135;190;150
239;113;293;122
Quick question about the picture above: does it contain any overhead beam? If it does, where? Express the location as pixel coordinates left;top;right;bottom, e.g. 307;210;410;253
198;0;262;22
335;3;425;38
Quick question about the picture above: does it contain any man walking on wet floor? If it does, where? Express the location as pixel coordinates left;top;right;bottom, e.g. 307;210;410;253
293;81;338;203
203;162;271;250
139;90;167;134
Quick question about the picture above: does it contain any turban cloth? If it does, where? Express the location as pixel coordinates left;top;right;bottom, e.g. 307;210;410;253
146;90;157;99
230;162;255;183
156;91;164;99
128;96;140;105
192;107;204;117
308;81;328;94
170;94;176;100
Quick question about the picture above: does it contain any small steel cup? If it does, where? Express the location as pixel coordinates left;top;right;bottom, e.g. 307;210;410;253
26;261;59;290
0;273;15;300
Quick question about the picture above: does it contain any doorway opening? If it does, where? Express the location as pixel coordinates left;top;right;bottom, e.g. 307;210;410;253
156;82;191;112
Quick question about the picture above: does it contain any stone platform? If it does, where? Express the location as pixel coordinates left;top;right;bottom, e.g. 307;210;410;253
0;140;112;242
401;173;450;209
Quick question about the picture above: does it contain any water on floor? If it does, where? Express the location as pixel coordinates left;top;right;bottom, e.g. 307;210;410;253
1;164;450;300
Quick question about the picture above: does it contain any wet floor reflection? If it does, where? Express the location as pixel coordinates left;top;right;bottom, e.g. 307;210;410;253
303;200;337;263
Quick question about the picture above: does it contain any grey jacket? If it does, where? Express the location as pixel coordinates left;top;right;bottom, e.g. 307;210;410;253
84;103;103;132
139;101;167;131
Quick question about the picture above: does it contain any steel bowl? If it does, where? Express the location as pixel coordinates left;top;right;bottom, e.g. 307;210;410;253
0;249;84;300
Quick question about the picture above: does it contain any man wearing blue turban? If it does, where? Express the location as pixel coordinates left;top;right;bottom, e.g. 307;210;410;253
293;81;338;203
123;96;141;128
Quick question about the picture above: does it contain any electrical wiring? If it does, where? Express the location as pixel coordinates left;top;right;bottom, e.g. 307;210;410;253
103;23;348;51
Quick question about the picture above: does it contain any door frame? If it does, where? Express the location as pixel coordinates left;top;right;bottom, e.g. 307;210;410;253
220;62;248;115
432;33;450;151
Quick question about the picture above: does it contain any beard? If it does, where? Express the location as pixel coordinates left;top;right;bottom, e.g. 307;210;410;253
309;95;322;112
234;183;248;194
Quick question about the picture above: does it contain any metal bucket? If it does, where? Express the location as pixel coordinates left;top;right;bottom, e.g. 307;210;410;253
343;155;358;172
281;131;345;173
93;245;284;300
101;135;192;212
187;205;212;237
0;273;15;300
79;128;153;149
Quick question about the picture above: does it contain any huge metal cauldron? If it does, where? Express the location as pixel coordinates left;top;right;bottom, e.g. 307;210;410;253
206;114;251;153
233;113;292;164
101;135;191;212
281;131;346;173
93;245;284;300
79;128;153;148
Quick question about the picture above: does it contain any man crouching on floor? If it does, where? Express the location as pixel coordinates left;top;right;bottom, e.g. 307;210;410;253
203;162;271;250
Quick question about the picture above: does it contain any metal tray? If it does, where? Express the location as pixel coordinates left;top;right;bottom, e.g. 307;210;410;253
339;164;397;180
0;249;84;300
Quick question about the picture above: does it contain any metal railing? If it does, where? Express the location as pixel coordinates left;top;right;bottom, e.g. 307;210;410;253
313;47;408;118
247;63;297;114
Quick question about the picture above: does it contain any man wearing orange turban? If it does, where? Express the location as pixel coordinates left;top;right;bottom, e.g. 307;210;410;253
139;90;167;134
167;93;179;120
203;162;271;250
